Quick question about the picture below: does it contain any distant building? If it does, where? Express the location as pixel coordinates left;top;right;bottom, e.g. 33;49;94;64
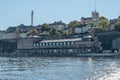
110;16;120;30
75;24;89;34
0;31;18;39
49;21;66;31
80;10;99;24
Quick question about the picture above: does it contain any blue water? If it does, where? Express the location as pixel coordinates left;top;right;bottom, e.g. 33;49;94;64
0;57;120;80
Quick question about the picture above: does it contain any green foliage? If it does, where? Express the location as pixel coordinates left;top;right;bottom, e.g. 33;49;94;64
114;21;120;31
68;20;79;35
68;20;79;29
88;21;95;27
97;16;110;30
41;23;50;32
49;28;57;36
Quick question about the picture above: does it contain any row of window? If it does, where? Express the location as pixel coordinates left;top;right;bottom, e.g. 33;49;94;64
33;41;74;47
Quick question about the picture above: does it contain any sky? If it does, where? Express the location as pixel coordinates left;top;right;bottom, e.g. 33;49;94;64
0;0;120;30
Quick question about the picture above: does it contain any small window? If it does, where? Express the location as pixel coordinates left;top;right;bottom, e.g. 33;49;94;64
46;43;48;46
39;43;41;46
71;42;74;45
67;42;70;45
36;43;39;46
49;43;51;46
56;42;59;45
33;43;36;46
60;42;63;45
64;42;66;45
53;43;55;46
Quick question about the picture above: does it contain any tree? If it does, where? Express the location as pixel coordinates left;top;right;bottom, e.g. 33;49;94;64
68;20;79;34
50;28;57;36
88;21;95;27
68;20;79;29
41;23;50;32
114;21;120;31
27;28;39;36
97;16;110;30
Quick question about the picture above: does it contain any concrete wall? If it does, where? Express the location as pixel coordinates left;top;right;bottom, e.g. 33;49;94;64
17;38;40;50
0;32;17;40
112;38;120;49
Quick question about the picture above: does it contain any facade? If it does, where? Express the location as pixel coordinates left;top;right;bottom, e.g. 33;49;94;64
0;31;19;40
80;10;99;24
17;36;102;56
75;24;89;34
49;21;66;31
112;38;120;50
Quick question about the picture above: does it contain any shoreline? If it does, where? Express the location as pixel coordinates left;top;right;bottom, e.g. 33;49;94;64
0;52;119;57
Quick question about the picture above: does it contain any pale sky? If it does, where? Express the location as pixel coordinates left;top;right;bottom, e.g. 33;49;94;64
0;0;120;30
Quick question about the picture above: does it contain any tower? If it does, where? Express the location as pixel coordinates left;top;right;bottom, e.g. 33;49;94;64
92;10;99;20
31;10;34;26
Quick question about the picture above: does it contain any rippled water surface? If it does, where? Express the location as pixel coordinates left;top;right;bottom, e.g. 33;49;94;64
0;57;120;80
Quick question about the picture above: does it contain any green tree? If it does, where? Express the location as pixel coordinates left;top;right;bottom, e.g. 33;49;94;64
68;20;79;34
114;21;120;31
50;28;57;35
97;16;110;30
88;21;95;27
41;23;50;32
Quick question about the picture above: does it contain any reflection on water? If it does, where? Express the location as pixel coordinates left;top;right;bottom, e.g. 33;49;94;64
0;57;120;80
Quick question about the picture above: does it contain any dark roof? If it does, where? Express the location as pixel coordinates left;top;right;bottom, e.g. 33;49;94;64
49;21;66;26
81;17;92;20
76;24;87;28
6;27;16;33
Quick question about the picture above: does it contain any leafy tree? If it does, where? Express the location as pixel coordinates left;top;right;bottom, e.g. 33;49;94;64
41;23;50;32
97;16;110;30
68;20;79;34
114;21;120;31
68;20;79;29
27;28;39;36
50;28;57;36
88;21;95;27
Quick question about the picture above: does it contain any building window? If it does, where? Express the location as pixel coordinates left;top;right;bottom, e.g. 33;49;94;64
33;43;36;47
71;42;74;45
46;43;48;46
56;42;59;45
36;43;39;46
49;43;51;46
60;42;63;45
39;43;41;46
67;42;70;45
64;42;66;45
53;43;55;46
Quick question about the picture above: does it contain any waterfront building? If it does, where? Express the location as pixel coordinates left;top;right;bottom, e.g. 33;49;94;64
17;36;102;56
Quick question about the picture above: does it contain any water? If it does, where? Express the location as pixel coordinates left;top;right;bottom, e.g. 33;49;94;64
0;57;120;80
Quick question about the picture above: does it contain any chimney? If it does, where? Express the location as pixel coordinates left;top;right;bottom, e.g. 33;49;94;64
31;10;34;26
